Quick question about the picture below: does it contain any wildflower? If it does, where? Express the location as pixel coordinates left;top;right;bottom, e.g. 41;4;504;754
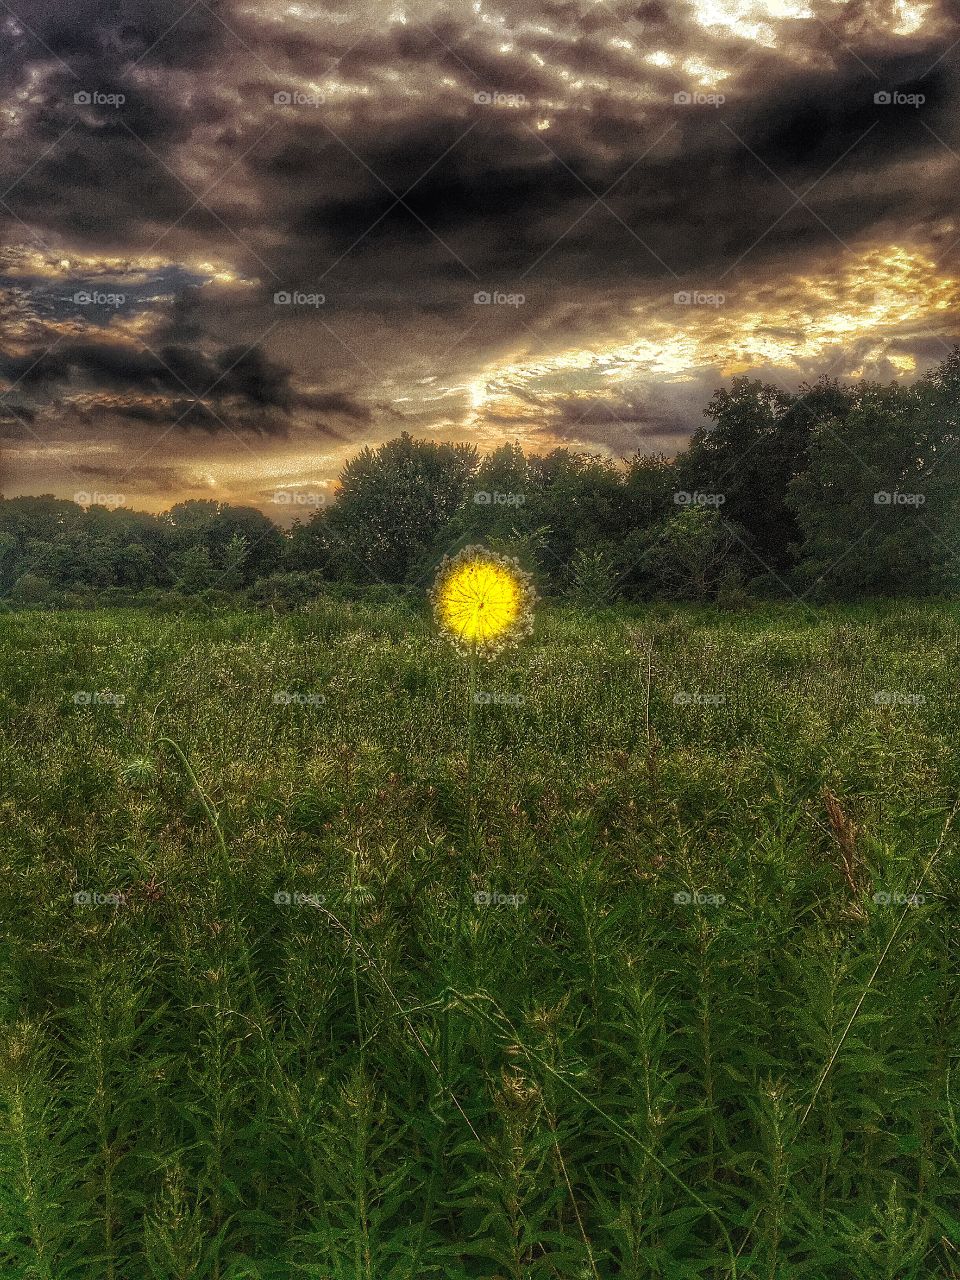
432;546;536;656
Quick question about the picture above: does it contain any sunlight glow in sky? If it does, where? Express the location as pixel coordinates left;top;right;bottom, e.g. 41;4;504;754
0;0;955;509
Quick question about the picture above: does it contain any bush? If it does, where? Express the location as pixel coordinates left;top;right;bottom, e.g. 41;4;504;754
8;573;55;605
247;571;329;608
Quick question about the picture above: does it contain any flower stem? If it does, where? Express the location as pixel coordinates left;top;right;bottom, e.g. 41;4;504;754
453;643;479;945
412;644;480;1277
464;642;478;850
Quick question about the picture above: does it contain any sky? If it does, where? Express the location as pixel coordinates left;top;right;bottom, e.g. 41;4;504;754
0;0;958;518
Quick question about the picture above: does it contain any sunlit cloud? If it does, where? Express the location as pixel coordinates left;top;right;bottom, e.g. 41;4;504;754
458;246;960;450
0;0;957;506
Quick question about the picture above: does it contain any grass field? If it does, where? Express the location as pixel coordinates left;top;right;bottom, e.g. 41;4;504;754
2;600;960;1279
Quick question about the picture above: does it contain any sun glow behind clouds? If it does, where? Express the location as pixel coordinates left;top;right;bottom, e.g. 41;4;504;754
890;0;932;33
459;247;958;436
689;0;813;44
688;0;935;46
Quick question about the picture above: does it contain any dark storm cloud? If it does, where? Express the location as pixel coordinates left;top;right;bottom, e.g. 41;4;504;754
9;452;216;498
510;370;726;456
0;341;290;405
298;390;373;421
1;0;959;498
888;333;960;361
0;403;35;427
233;41;957;313
67;460;199;494
5;0;959;291
0;265;215;327
0;0;250;260
0;336;371;430
549;391;697;438
3;0;226;71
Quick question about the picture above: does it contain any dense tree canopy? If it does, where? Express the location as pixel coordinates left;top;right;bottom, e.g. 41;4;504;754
3;356;960;605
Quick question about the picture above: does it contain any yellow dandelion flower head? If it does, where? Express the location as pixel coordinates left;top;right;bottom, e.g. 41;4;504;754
432;546;536;655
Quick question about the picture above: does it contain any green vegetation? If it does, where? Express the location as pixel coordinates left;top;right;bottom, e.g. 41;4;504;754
2;600;960;1278
4;352;960;608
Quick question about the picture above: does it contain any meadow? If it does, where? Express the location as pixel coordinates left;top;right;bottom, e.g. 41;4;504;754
1;599;959;1279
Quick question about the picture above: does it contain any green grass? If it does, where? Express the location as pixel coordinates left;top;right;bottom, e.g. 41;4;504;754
2;599;960;1279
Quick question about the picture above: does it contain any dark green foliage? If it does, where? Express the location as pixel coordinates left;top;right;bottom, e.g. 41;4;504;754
4;352;960;605
320;432;480;585
787;366;960;598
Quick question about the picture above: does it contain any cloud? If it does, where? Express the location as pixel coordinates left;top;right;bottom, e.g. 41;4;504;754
1;0;958;505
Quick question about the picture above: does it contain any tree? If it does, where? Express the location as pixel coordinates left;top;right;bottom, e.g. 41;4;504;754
524;450;627;591
166;501;283;584
623;452;676;527
8;573;54;604
322;433;478;583
458;443;533;538
787;378;960;596
639;508;743;600
115;543;155;590
284;513;333;574
0;532;17;588
613;453;677;597
678;377;859;574
220;532;249;590
172;544;215;593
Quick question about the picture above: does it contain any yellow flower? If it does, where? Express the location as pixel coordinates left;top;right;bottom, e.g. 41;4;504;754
432;546;535;655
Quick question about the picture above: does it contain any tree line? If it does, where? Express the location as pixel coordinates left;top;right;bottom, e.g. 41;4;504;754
3;352;960;607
